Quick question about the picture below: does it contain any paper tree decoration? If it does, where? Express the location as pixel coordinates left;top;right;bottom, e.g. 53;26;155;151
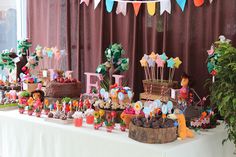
0;49;16;73
17;39;32;56
96;43;129;84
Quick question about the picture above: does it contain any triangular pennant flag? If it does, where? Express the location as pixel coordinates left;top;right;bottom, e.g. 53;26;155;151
106;0;114;13
193;0;204;7
209;0;213;3
116;2;127;16
160;0;171;15
176;0;186;11
132;2;141;16
147;2;156;16
80;0;90;6
94;0;101;9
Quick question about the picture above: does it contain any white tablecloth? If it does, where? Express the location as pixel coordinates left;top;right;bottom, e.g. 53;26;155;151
0;110;235;157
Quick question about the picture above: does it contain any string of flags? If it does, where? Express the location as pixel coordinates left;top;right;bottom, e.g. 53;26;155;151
80;0;214;16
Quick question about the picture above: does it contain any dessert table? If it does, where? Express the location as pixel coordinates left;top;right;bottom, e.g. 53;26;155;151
0;110;235;157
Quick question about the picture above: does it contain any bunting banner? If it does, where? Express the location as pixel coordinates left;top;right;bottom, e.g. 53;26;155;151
80;0;213;16
147;2;156;16
116;2;127;16
132;2;141;16
194;0;204;7
94;0;101;9
106;0;115;12
160;0;171;15
176;0;187;11
80;0;90;6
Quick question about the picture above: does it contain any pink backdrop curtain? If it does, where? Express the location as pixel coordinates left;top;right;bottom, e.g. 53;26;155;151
27;0;236;99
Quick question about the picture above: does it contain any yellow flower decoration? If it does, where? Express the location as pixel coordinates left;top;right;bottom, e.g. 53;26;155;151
27;97;34;106
149;52;157;61
140;57;148;67
173;57;182;69
94;111;100;119
133;101;143;111
73;100;79;107
44;99;49;107
99;109;105;117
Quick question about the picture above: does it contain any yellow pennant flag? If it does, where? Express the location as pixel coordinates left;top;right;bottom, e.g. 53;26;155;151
147;2;156;16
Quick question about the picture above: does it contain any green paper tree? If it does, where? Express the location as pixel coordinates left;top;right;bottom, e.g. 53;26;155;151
17;39;32;56
96;43;129;86
0;50;15;73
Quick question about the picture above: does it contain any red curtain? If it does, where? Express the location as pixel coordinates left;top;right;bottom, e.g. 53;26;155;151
27;0;236;99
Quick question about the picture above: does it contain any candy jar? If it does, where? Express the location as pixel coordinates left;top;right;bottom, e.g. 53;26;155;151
72;111;83;127
85;108;94;124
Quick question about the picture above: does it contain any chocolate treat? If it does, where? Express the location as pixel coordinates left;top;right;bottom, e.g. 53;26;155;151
60;114;67;120
143;121;151;128
67;111;74;119
54;111;61;119
45;81;82;98
134;119;143;127
48;112;54;118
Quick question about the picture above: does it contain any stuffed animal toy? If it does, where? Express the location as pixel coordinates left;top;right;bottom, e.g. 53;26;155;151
174;109;194;140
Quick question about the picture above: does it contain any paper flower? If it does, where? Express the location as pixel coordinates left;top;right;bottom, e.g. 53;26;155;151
173;57;182;68
99;109;105;117
149;52;157;61
160;53;168;61
94;111;100;119
133;101;143;112
156;54;165;67
140;57;148;67
147;58;155;67
207;46;214;56
167;57;175;68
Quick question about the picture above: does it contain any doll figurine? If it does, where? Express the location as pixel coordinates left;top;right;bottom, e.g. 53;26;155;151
179;73;190;101
31;90;45;109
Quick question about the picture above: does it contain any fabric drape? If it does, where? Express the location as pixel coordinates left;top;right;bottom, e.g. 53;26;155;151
27;0;236;99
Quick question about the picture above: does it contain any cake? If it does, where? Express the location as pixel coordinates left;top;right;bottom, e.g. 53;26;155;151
45;78;82;98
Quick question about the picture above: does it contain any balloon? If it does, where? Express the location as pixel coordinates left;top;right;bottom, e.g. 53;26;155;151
104;92;109;101
167;101;173;110
162;104;168;114
118;92;124;101
127;91;133;100
143;107;151;116
110;89;116;97
155;99;162;108
100;88;106;97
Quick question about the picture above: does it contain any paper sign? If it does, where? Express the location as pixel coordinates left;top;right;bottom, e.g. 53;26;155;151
42;70;48;77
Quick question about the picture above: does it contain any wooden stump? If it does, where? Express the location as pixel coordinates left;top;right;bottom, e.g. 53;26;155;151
128;121;177;144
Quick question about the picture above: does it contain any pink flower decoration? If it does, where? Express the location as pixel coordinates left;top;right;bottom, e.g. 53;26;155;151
207;46;214;55
155;55;165;67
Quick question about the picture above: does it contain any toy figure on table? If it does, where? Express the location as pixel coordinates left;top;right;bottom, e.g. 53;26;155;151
31;84;45;110
178;73;191;112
